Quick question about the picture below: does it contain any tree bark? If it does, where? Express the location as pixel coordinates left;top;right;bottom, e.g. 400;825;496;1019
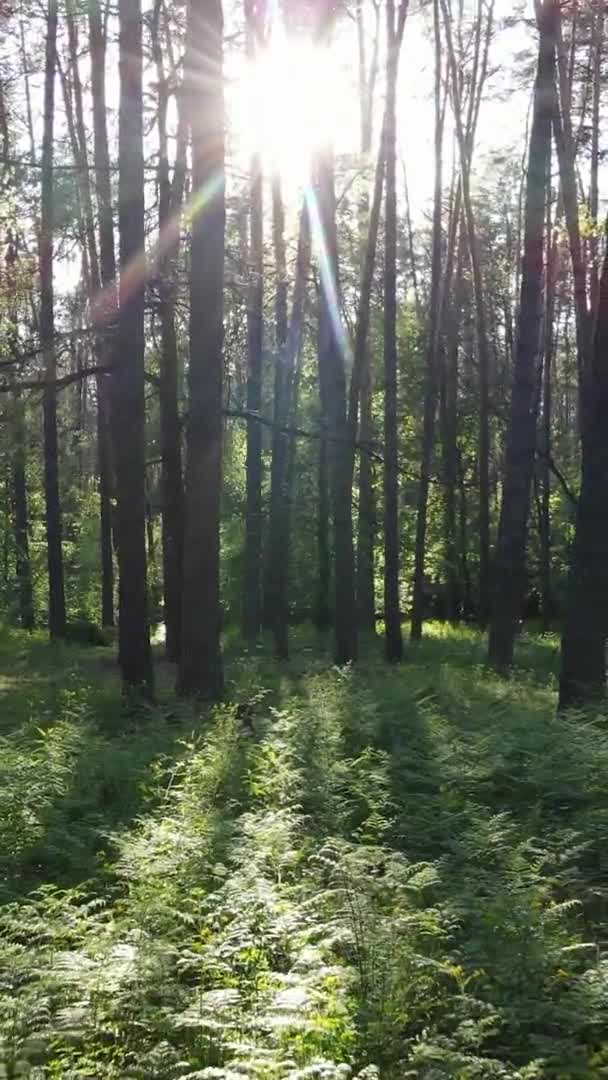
441;0;492;627
559;228;608;708
268;197;310;658
151;0;185;662
540;201;557;633
178;0;225;699
553;17;591;422
89;0;117;629
40;0;66;640
114;0;153;695
410;0;444;641
440;228;465;623
64;3;114;629
242;0;265;644
488;0;556;670
589;1;603;317
313;145;358;664
383;0;405;662
314;428;332;632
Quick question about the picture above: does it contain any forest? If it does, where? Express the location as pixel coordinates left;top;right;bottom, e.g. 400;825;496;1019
1;0;608;1075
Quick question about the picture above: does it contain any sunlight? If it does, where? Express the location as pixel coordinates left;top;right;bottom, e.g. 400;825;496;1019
233;28;350;183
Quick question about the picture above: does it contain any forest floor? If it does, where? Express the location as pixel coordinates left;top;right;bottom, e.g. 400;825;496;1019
1;625;608;1079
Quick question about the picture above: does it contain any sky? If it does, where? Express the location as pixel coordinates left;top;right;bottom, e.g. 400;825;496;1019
5;0;543;292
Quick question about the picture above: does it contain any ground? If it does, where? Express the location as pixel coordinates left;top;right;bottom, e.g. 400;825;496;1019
0;625;607;1079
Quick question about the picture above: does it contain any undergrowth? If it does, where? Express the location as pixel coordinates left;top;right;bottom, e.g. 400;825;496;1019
0;625;607;1078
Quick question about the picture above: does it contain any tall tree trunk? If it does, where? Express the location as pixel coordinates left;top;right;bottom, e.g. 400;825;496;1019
268;197;310;658
441;0;491;627
114;0;153;695
12;385;34;631
553;17;591;421
313;145;358;664
540;200;557;633
354;0;381;633
559;229;608;708
40;0;66;640
64;3;114;629
178;0;225;699
314;428;332;631
410;0;443;641
89;0;117;629
242;0;265;645
383;0;406;662
151;0;185;662
263;174;288;634
589;1;603;317
440;230;465;623
488;0;556;670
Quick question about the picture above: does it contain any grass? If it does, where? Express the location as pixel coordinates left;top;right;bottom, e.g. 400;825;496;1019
0;624;607;1078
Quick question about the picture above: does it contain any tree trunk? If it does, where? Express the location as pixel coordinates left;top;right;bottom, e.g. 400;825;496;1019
313;146;358;664
242;147;264;643
64;3;114;629
383;0;404;662
410;0;444;641
440;230;465;623
353;0;381;634
589;1;603;317
559;230;608;708
263;174;288;634
540;202;557;633
114;0;153;695
40;0;66;640
553;18;591;421
178;0;225;699
242;0;265;645
12;386;34;631
151;0;185;662
488;0;556;670
268;197;310;658
314;429;332;632
89;0;117;628
441;0;491;627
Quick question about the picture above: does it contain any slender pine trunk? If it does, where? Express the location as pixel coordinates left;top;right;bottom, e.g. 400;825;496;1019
178;0;225;699
40;0;66;640
114;0;153;695
488;0;556;670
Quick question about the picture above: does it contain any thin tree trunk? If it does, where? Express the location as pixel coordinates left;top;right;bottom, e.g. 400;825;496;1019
410;0;444;641
242;0;265;644
488;0;556;670
440;230;465;623
314;429;332;631
89;0;117;628
540;201;557;633
114;0;153;695
178;0;225;699
441;0;491;627
559;230;608;708
151;0;184;661
268;198;310;658
40;0;66;640
553;18;591;419
383;0;407;662
12;385;34;631
64;4;114;629
353;132;384;631
313;144;358;664
262;174;288;634
589;1;603;317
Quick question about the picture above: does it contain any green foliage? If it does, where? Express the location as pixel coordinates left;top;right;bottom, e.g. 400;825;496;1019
0;628;608;1078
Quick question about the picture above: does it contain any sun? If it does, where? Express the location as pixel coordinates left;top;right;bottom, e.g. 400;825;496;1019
232;26;353;186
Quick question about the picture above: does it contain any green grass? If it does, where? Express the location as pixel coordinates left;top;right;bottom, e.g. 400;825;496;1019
0;624;607;1078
